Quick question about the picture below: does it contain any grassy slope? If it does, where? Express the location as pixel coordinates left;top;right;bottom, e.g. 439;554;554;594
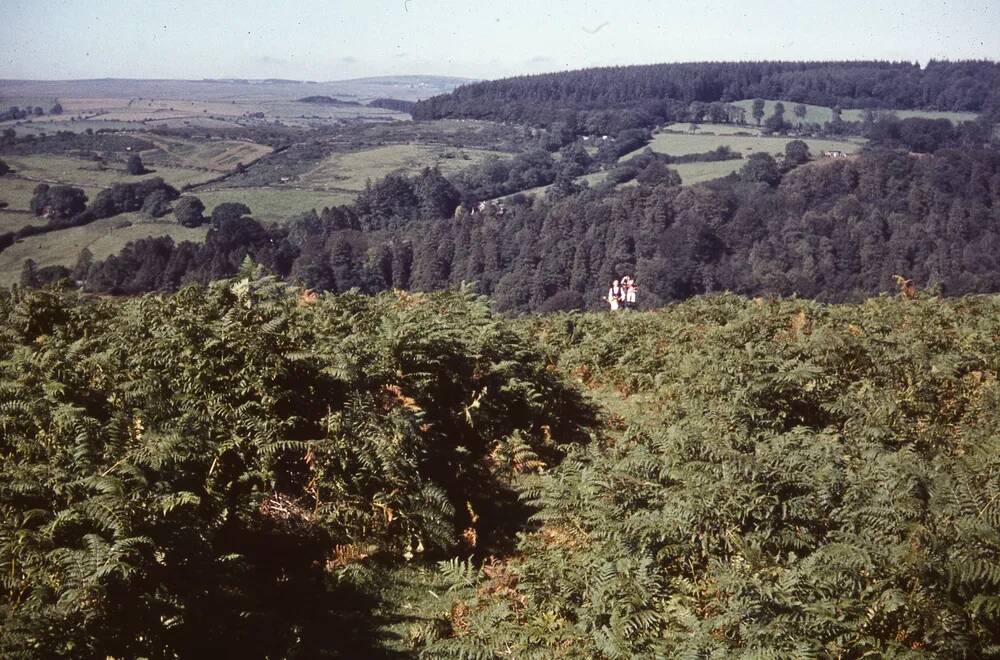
620;132;864;161
0;213;207;285
1;133;514;272
139;134;273;171
665;122;762;135
1;154;218;189
731;99;979;126
0;174;102;211
196;187;358;224
671;159;745;184
0;210;46;233
299;145;511;192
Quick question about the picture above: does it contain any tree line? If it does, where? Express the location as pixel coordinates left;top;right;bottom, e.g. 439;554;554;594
413;60;1000;133
64;144;1000;313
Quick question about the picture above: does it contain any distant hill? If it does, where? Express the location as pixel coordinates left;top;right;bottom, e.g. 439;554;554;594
367;98;416;113
339;75;478;87
413;60;1000;130
296;95;361;106
0;75;473;104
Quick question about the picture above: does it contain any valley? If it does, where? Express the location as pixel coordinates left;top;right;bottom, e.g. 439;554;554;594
2;55;1000;659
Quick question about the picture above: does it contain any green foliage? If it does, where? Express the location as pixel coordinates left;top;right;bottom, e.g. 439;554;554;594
0;277;591;657
429;294;1000;658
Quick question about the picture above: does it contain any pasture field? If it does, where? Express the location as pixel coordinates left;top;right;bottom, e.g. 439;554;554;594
731;99;979;126
1;94;406;137
579;160;743;190
0;175;102;211
1;154;218;189
0;210;46;233
672;159;744;185
620;132;863;161
256;101;404;122
504;160;746;199
3;120;148;136
64;98;246;119
345;118;530;144
578;171;609;187
139;134;272;171
0;98;55;112
299;144;511;192
195;187;357;224
851;108;981;123
0;213;208;286
731;99;833;126
661;122;761;136
0;76;469;105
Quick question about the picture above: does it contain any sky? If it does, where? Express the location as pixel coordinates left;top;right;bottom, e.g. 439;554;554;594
0;0;997;81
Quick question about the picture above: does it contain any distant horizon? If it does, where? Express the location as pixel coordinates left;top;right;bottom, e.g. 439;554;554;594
2;1;997;81
0;73;477;84
2;56;999;87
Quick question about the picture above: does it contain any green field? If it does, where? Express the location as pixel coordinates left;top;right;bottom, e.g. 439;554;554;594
0;213;208;286
3;120;149;137
577;160;744;189
620;132;864;161
731;99;979;126
850;108;981;123
662;122;762;136
1;154;219;189
196;187;357;224
672;159;745;185
0;210;46;233
140;134;273;172
0;98;55;112
299;144;511;192
511;160;746;199
0;175;103;211
578;170;609;187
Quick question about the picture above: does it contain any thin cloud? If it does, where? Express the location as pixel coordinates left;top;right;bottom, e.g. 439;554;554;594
582;21;610;34
254;55;293;66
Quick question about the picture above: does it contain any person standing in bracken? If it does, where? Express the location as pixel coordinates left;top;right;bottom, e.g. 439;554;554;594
623;275;637;309
607;279;622;311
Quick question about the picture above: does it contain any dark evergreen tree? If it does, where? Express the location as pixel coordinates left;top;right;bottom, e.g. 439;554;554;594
19;258;38;288
390;240;413;289
413;167;461;219
752;98;766;126
127;154;145;175
72;248;94;282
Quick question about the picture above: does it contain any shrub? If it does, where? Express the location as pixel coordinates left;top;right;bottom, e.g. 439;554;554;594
0;277;593;657
429;294;1000;658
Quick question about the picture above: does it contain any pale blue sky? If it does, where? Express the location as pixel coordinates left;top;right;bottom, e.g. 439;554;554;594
1;0;997;81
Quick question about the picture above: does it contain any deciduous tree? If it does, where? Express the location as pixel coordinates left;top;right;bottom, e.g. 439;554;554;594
174;196;206;227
